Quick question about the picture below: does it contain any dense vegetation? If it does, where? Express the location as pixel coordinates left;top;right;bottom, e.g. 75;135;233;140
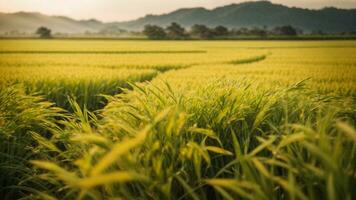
143;23;302;40
0;40;355;200
32;23;356;40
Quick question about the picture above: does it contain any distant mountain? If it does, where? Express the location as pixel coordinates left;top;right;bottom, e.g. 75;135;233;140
1;1;356;34
0;12;105;33
115;1;356;33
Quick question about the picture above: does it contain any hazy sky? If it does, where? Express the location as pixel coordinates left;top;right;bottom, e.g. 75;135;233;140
1;0;355;22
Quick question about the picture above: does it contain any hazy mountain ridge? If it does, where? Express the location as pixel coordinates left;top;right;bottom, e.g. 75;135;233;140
1;1;356;34
0;11;105;33
116;1;356;32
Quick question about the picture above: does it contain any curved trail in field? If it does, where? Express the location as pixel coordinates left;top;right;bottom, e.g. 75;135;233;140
127;53;268;84
227;54;268;65
130;53;269;84
93;53;269;111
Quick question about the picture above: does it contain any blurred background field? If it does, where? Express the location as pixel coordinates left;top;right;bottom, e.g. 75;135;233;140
1;40;355;101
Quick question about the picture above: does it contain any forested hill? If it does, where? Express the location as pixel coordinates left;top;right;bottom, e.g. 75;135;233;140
1;1;356;33
114;1;356;32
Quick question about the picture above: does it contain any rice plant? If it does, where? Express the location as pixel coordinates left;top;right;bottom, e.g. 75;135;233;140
0;40;355;200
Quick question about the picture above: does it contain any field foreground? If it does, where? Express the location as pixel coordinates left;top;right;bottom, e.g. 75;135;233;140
0;40;356;199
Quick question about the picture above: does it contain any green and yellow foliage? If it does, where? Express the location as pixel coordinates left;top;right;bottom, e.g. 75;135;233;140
0;40;355;200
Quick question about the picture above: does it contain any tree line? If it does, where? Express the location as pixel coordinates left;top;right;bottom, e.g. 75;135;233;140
143;23;301;40
34;23;356;39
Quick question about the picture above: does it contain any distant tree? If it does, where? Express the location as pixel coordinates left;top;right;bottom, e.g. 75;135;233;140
274;25;298;36
190;24;214;39
143;25;167;39
36;27;52;38
213;26;229;37
166;22;187;39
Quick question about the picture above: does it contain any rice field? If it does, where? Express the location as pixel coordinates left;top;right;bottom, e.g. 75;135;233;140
0;39;355;200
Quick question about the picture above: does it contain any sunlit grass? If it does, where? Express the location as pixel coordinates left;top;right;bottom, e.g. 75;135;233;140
0;40;355;200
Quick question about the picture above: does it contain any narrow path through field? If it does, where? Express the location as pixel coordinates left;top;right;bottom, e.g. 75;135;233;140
85;53;269;112
228;54;268;65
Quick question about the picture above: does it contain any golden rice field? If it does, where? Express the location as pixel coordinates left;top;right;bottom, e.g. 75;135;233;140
0;39;355;200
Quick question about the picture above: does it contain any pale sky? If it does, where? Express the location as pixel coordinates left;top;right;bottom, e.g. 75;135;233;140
0;0;355;22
